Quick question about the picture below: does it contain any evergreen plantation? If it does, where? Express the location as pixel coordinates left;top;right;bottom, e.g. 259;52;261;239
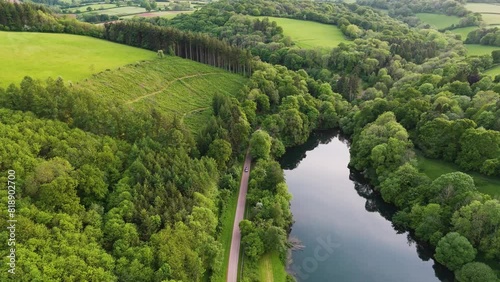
0;0;500;281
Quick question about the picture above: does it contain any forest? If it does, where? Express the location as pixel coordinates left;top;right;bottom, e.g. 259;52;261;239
1;0;500;281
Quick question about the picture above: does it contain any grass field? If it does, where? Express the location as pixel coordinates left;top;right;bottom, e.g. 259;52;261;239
0;31;156;87
416;13;461;29
258;252;287;282
256;16;348;49
82;6;146;16
465;3;500;26
465;3;500;14
481;13;500;26
80;3;116;10
449;26;478;41
416;153;500;198
484;64;500;77
465;44;500;56
121;10;194;19
74;57;246;132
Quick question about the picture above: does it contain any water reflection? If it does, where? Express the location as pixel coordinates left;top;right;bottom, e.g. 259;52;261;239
281;130;454;282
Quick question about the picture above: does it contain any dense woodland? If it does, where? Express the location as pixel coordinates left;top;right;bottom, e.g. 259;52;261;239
466;27;500;48
1;0;500;281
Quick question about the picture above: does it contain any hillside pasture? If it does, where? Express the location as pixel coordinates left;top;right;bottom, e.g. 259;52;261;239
465;3;500;26
484;64;500;77
481;13;500;26
82;6;146;16
74;57;247;132
0;31;156;87
465;44;500;56
80;3;116;10
121;10;194;19
416;13;461;29
256;16;348;49
465;3;500;14
449;26;478;41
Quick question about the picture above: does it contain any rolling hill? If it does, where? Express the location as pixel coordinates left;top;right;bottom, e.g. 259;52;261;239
0;31;156;87
73;57;247;132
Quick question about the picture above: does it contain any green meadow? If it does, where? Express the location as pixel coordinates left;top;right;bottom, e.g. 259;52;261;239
465;44;500;56
449;26;478;41
258;252;287;282
82;6;146;16
121;10;194;19
0;31;156;87
465;3;500;14
80;3;116;10
416;153;500;198
465;3;500;26
256;16;348;49
416;13;461;29
74;57;247;132
484;64;500;77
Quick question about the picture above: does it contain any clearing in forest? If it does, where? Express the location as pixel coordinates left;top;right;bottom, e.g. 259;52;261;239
416;13;461;29
449;26;479;41
465;44;500;56
74;57;247;132
0;31;156;87
255;16;348;49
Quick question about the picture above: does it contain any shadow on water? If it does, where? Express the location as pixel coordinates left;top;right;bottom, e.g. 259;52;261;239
281;129;455;282
279;129;348;170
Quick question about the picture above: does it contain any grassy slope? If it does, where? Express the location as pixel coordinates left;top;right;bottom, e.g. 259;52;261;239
258;252;287;282
73;57;246;132
82;6;146;16
465;3;500;26
0;31;156;87
416;153;500;198
416;13;461;29
449;26;478;41
484;64;500;77
80;3;116;10
465;3;500;14
121;10;194;19
256;16;348;49
465;44;500;56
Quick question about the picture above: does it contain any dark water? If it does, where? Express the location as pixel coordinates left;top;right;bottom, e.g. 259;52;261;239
281;130;454;282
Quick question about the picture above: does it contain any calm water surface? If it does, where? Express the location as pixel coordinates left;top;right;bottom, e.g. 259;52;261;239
281;130;454;282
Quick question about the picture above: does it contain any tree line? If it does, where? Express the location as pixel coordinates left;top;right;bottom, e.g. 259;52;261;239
103;21;253;75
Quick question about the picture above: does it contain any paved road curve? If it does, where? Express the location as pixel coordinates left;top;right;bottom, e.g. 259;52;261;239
226;151;252;282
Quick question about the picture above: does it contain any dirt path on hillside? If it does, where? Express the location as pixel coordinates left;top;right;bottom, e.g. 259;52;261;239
124;72;219;104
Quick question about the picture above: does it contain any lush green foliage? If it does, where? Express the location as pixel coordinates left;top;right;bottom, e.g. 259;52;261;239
435;232;477;271
0;31;156;87
0;108;221;281
456;262;499;282
103;21;253;75
0;2;102;36
466;27;500;47
3;0;500;279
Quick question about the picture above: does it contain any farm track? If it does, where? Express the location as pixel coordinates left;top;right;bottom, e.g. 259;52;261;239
124;72;220;104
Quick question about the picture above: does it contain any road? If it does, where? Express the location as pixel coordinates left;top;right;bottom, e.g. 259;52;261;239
226;151;252;282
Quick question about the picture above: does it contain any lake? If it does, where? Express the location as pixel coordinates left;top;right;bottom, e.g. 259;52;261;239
280;130;454;282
